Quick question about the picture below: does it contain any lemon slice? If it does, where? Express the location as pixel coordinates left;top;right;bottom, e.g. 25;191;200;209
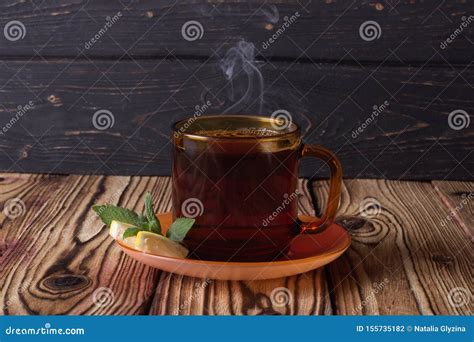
135;231;188;258
109;220;134;239
123;236;136;247
109;220;136;248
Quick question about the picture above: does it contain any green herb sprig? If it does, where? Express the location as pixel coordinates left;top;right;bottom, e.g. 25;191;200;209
92;192;194;242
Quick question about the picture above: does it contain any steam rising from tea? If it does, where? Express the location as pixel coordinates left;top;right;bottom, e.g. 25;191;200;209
219;41;264;115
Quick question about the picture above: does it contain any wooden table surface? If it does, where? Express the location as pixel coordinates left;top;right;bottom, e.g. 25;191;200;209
0;174;472;315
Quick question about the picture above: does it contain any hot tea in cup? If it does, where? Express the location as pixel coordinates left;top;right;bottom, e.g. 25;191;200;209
172;115;341;262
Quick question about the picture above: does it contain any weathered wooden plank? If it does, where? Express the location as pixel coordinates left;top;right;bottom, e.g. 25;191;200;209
0;174;171;314
0;174;58;247
432;181;473;242
0;59;472;179
312;179;473;315
149;180;333;315
2;175;472;315
0;0;472;63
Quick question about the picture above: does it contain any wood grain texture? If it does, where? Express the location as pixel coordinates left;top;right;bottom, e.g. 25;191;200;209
0;174;173;314
149;180;333;315
1;175;472;315
0;174;58;265
0;59;472;179
312;179;473;315
432;181;473;243
0;0;472;63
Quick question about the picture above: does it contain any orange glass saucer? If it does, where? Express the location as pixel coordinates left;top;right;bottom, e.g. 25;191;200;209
116;212;351;281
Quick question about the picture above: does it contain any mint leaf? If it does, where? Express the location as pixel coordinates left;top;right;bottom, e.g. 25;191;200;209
144;192;161;235
167;218;195;242
123;227;141;239
93;205;147;228
94;197;196;248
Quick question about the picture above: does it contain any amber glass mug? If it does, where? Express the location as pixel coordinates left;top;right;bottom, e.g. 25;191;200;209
172;115;342;262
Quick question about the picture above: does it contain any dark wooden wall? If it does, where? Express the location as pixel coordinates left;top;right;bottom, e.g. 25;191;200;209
0;0;472;180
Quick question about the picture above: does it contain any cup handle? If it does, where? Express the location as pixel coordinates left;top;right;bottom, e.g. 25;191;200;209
298;144;342;234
